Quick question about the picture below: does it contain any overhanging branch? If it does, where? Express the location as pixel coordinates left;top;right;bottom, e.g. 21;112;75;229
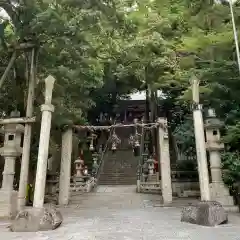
0;50;16;89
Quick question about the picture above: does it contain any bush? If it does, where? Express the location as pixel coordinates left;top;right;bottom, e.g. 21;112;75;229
222;151;240;185
175;160;197;171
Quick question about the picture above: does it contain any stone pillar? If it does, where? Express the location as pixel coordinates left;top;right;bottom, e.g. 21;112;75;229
0;113;24;218
18;48;36;210
33;75;55;209
191;78;210;201
205;108;237;210
158;118;172;204
58;128;73;205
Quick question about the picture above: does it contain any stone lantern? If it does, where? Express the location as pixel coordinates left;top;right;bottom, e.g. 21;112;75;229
0;111;24;218
74;157;84;187
205;108;236;210
147;157;154;176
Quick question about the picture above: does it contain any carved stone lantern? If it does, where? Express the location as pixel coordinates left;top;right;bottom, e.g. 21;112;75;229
75;158;84;177
147;157;154;175
205;108;236;208
74;157;85;187
0;111;24;218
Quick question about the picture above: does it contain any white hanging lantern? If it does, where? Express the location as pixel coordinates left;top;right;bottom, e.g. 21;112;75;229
135;139;140;148
112;142;117;151
110;130;121;152
89;143;94;151
89;133;97;151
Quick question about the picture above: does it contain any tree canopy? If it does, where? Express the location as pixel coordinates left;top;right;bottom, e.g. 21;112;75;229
1;0;240;182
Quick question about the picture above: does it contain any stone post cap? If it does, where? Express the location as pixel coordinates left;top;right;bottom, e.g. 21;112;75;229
190;75;199;84
3;123;25;133
190;76;200;104
44;75;56;104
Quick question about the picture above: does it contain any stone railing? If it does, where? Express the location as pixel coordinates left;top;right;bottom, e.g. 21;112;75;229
93;124;116;184
70;175;96;193
138;165;200;197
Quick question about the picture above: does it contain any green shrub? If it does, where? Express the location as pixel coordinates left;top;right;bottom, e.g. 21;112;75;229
222;151;240;185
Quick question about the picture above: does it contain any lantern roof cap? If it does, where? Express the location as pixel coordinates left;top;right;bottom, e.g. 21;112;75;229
2;124;24;133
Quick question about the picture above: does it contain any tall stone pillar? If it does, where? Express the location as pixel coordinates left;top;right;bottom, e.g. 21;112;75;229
33;75;55;209
191;78;210;201
205;108;237;210
158;118;172;204
0;112;24;218
58;128;73;205
18;48;36;210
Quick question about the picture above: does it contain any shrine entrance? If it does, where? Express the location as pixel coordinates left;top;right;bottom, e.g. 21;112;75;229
57;119;173;206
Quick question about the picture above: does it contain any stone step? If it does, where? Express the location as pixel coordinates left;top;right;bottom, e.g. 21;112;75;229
99;174;136;177
98;182;136;185
100;175;136;177
99;149;138;186
99;180;136;183
102;164;136;166
100;177;136;180
100;173;136;176
101;168;137;171
101;170;136;172
99;179;136;181
99;179;136;182
102;170;137;172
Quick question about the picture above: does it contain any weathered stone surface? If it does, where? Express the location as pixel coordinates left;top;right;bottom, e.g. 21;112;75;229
0;190;18;219
181;201;228;226
10;206;63;232
2;186;240;239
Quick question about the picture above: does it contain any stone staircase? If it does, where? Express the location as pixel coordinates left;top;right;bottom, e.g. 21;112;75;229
98;150;138;185
98;125;138;185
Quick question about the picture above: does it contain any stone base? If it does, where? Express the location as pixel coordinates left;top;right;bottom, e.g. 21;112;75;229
0;190;18;219
210;182;237;211
74;176;84;183
171;181;200;198
182;190;200;198
148;174;158;182
10;206;63;232
181;201;228;226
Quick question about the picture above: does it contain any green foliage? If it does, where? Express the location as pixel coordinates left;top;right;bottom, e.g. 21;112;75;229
223;121;240;151
173;115;196;156
222;151;240;185
175;159;197;171
2;0;240;178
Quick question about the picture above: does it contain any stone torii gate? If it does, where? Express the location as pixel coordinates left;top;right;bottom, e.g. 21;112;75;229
58;120;173;206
